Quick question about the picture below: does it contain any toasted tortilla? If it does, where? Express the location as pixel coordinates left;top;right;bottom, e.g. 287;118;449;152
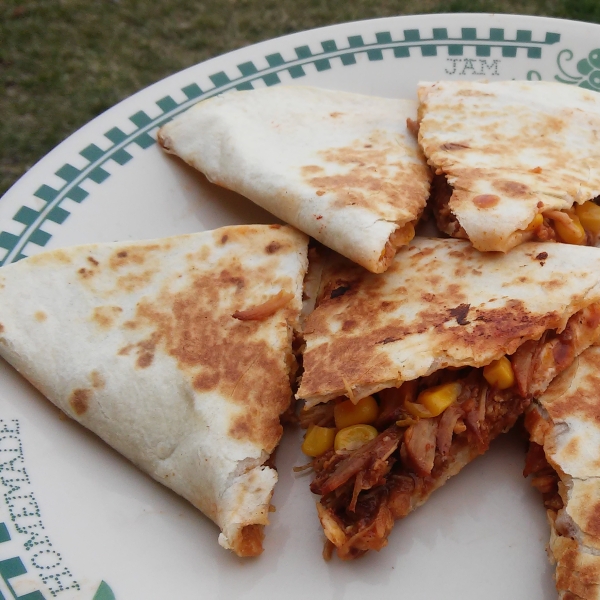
158;85;431;273
299;238;600;406
296;237;600;559
526;344;600;599
0;225;308;557
418;80;600;252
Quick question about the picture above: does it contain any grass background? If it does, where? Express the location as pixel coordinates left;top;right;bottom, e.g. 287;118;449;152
2;0;600;196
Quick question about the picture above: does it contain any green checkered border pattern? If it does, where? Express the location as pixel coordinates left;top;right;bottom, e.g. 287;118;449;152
0;26;560;265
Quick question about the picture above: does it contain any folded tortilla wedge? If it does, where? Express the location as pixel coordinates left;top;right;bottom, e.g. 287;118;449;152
0;225;308;557
418;80;600;252
296;237;600;560
525;344;600;599
158;85;431;273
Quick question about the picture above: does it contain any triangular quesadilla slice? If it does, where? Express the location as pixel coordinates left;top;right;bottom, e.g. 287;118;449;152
0;225;308;557
418;80;600;252
296;237;600;560
158;85;431;274
525;343;600;599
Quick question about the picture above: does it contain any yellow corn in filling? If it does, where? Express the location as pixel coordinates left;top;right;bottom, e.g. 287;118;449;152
575;201;600;235
525;213;543;231
417;382;462;417
483;356;515;390
334;424;378;452
334;395;379;429
554;211;586;245
302;425;336;457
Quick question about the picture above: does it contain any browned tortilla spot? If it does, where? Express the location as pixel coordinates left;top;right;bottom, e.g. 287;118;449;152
91;306;123;329
90;371;105;389
34;311;47;322
135;338;157;369
472;194;500;208
494;180;530;197
87;256;99;266
118;262;292;450
70;388;91;415
116;270;155;293
109;244;160;270
266;242;281;254
302;135;428;217
301;165;324;175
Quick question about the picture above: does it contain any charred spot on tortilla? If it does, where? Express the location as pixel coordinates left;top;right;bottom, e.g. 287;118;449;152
220;234;228;244
449;303;471;325
70;388;91;416
77;267;94;279
330;285;351;299
266;242;281;254
87;256;99;266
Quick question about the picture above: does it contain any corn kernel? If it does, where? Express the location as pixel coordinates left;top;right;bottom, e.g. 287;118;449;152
302;425;336;457
334;424;378;452
554;212;586;245
525;213;543;232
417;382;462;416
483;356;515;390
575;201;600;235
334;395;379;429
404;400;434;419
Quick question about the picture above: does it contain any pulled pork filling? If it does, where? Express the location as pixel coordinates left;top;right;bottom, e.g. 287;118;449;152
431;174;600;246
523;441;562;512
301;305;600;560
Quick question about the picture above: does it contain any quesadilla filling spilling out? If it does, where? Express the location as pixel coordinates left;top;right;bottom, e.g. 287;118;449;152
299;303;600;560
431;175;600;247
523;439;562;514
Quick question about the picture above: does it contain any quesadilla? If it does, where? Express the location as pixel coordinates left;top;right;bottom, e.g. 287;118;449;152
418;80;600;252
0;224;308;557
525;344;600;599
296;237;600;560
157;85;431;273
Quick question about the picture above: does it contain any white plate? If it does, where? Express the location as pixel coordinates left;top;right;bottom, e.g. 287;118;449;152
0;12;597;599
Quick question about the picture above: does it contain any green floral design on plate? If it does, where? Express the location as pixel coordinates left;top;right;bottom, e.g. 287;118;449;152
556;47;600;90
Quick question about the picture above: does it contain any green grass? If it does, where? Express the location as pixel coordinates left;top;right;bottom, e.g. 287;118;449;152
0;0;597;195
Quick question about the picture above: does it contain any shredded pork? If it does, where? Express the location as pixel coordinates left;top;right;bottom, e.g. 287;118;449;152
304;304;599;560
